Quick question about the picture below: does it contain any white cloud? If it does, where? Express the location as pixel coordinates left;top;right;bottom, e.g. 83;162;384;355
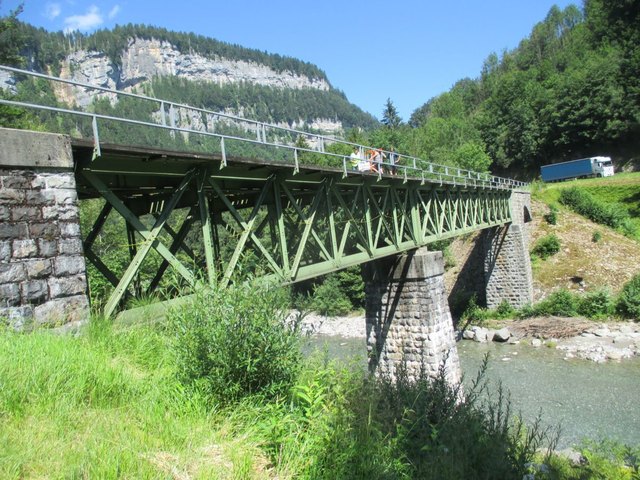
45;3;62;20
63;5;103;33
108;5;121;20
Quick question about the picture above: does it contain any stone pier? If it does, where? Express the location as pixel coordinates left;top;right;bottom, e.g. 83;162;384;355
0;128;89;331
483;190;533;309
365;248;461;385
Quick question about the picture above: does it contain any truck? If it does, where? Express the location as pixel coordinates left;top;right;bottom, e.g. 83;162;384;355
540;156;614;182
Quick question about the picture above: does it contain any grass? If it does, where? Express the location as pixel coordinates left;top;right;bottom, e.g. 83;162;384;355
0;321;267;479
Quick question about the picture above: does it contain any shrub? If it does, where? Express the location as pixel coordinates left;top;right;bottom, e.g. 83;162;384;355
531;234;561;260
335;267;365;309
617;274;640;320
543;204;558;225
460;294;489;324
592;230;602;243
559;187;630;229
311;274;353;316
168;282;301;403
494;299;516;319
578;290;614;319
534;289;578;317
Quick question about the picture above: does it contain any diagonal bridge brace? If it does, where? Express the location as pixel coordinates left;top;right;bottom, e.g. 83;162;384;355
82;169;199;318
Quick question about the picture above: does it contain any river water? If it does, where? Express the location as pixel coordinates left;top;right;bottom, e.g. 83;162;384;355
305;335;640;449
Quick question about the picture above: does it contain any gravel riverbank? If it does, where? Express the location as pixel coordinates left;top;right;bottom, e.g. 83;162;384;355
299;313;640;363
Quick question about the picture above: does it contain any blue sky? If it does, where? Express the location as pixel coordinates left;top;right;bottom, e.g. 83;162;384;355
5;0;578;121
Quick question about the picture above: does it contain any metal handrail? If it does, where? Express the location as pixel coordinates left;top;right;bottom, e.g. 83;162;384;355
0;64;528;190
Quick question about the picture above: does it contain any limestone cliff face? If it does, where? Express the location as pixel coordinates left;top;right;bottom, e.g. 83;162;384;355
56;38;330;105
41;37;341;133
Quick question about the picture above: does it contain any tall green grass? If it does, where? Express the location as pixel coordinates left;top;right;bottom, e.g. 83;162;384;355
0;322;263;479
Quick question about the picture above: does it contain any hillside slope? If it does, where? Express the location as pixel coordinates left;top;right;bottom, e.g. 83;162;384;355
530;173;640;297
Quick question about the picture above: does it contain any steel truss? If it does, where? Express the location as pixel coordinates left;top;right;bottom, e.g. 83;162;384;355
78;153;513;318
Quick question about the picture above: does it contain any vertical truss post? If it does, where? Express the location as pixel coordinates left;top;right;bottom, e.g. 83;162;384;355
160;101;166;126
197;167;216;286
220;137;227;168
410;186;422;245
125;217;141;297
325;178;338;266
362;181;374;255
273;179;290;278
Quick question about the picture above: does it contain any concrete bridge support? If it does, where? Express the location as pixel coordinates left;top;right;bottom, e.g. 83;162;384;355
0;128;89;331
365;248;461;385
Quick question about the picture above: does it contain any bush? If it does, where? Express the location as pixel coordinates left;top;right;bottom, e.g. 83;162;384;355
534;289;578;317
311;274;353;316
543;204;558;225
559;187;630;229
460;294;489;324
168;282;301;403
494;299;516;319
578;290;614;319
592;230;602;243
531;234;561;260
617;274;640;320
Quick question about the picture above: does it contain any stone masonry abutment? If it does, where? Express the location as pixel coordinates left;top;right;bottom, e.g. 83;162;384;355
0;128;89;330
364;248;461;385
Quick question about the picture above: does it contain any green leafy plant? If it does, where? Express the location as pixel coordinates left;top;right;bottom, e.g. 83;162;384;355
310;274;353;316
543;204;558;225
617;274;640;320
578;289;614;319
534;289;578;317
560;187;631;230
494;299;516;319
531;234;561;260
461;294;489;324
168;282;301;403
592;230;602;243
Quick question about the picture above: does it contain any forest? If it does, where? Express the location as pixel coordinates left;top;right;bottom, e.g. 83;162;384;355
391;0;640;178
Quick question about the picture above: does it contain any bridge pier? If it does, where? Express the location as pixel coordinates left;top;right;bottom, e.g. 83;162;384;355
364;248;461;385
483;190;533;309
0;128;89;331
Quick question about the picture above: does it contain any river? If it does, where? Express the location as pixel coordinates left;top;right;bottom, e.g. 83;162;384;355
305;335;640;449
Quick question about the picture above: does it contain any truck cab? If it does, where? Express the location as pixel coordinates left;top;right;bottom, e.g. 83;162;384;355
591;156;615;177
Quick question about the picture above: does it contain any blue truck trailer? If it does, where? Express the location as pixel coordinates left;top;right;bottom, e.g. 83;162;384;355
540;156;614;182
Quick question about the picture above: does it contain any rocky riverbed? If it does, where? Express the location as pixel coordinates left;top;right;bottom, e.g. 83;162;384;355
299;313;640;363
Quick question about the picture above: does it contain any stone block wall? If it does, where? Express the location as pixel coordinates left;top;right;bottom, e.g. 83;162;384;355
0;128;89;331
365;249;461;385
483;223;533;309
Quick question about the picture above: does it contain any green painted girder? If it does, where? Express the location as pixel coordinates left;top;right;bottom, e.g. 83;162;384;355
81;160;515;317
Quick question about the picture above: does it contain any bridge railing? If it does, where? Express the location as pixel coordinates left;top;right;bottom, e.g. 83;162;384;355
0;65;527;190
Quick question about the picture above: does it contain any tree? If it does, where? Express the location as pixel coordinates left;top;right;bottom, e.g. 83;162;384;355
0;1;23;65
381;98;402;128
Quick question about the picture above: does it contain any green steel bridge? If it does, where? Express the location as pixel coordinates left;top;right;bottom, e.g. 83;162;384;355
0;66;527;317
